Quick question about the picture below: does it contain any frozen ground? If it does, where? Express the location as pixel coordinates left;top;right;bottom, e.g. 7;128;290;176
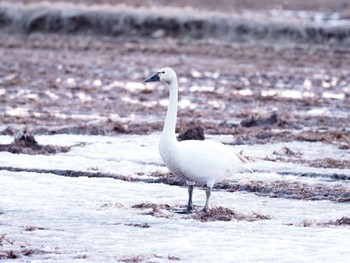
0;1;349;262
0;134;349;262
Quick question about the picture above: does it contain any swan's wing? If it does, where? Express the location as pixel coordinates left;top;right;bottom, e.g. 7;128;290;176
178;140;252;177
233;152;254;173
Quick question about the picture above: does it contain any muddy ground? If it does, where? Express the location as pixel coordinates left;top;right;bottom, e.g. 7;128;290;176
0;2;349;179
1;32;349;140
0;2;350;261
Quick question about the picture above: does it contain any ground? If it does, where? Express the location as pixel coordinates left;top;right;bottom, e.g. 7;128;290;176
0;1;349;262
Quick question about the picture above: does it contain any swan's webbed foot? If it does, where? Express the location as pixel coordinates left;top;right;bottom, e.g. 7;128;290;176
202;206;209;213
173;207;194;214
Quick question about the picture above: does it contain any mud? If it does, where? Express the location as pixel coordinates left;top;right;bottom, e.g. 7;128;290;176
0;129;70;154
1;32;349;147
177;126;205;141
240;112;282;128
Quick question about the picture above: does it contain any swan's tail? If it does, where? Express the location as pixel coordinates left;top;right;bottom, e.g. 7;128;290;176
234;152;254;173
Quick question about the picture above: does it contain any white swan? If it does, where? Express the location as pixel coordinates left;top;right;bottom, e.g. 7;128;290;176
144;67;253;212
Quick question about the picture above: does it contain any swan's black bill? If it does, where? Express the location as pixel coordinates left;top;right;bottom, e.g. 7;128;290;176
144;73;160;83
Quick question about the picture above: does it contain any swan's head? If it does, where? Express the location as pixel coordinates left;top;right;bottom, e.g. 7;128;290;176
144;67;177;84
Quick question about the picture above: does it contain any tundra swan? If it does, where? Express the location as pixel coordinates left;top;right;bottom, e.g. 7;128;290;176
144;67;253;212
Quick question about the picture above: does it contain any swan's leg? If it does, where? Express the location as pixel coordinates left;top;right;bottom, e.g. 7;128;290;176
203;186;212;212
174;181;195;214
187;184;194;212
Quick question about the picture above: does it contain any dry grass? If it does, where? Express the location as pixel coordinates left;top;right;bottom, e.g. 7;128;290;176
0;234;14;246
193;206;271;222
323;216;350;226
0;234;56;260
228;180;350;202
309;158;350;169
289;216;350;227
132;202;172;217
119;254;180;262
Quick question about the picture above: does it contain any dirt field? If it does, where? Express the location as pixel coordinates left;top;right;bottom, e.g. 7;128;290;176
1;31;349;140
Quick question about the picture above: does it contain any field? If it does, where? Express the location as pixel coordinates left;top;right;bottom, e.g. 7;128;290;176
0;1;350;262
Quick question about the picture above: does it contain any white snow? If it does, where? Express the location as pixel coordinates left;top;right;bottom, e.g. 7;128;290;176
0;134;350;262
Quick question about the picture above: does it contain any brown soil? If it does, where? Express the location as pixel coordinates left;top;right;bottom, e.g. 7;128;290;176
0;33;349;144
0;129;70;154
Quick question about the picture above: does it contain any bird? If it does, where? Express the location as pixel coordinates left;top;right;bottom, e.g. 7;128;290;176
144;67;253;213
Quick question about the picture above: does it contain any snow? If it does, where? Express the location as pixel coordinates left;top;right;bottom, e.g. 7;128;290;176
0;134;350;262
0;134;165;176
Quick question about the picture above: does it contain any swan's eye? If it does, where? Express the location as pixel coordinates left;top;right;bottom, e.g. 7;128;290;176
158;71;165;75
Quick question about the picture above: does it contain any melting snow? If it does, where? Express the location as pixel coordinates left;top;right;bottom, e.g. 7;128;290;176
0;134;349;262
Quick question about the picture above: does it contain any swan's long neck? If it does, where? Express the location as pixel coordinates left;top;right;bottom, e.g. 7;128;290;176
161;79;178;139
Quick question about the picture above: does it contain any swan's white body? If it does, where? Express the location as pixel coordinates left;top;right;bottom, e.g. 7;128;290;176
145;67;252;212
159;137;251;187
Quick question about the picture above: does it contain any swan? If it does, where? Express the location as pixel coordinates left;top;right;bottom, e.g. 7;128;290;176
144;67;253;212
